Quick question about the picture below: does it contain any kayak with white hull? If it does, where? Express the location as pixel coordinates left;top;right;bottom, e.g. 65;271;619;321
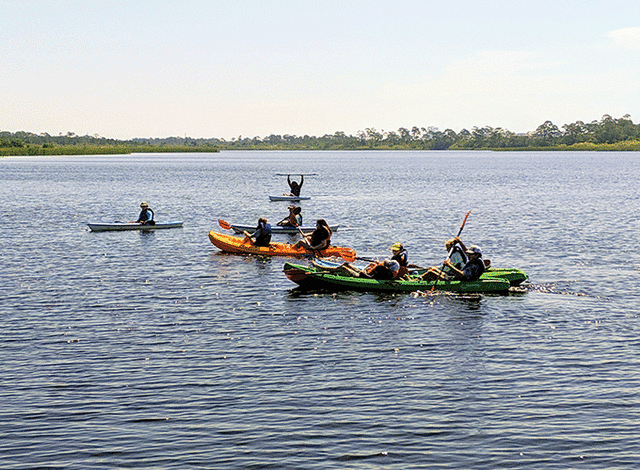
227;223;339;235
269;195;311;202
87;221;183;232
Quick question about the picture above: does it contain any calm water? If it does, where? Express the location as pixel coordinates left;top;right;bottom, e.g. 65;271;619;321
1;150;639;469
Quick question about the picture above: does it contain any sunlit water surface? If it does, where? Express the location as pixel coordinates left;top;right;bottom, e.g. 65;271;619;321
1;151;639;469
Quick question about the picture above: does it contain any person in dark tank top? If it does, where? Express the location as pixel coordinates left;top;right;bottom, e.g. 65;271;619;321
287;174;304;196
293;219;331;251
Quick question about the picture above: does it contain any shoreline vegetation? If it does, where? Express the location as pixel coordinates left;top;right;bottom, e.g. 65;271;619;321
3;114;640;156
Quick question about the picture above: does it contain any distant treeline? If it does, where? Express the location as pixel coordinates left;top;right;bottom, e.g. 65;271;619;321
0;131;219;156
205;114;640;151
3;114;640;155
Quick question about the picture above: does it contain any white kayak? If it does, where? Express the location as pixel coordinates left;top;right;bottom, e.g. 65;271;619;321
87;221;184;232
269;195;311;202
228;223;339;235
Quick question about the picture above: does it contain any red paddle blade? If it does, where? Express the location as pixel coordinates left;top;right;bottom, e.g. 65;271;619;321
338;249;356;263
457;211;471;235
218;219;232;230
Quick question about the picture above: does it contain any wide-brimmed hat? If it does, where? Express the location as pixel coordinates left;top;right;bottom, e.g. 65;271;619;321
390;242;403;251
140;202;149;208
466;245;482;255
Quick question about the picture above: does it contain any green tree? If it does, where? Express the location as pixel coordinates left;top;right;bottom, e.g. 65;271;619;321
561;120;590;145
532;121;562;145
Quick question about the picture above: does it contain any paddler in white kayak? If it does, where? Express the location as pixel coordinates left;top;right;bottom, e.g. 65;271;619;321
135;202;155;225
277;205;302;227
286;174;304;196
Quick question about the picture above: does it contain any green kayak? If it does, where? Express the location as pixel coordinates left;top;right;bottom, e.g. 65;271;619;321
283;262;512;293
310;259;528;286
408;266;528;286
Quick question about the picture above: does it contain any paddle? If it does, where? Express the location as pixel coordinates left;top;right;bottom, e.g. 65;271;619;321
429;211;471;293
219;219;254;244
294;224;356;262
336;248;356;263
275;173;318;176
294;225;318;258
295;224;326;259
218;219;232;230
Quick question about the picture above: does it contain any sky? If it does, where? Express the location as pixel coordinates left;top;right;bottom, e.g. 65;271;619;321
1;0;640;140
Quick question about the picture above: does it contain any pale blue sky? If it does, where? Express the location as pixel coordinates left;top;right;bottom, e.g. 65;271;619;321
2;0;639;139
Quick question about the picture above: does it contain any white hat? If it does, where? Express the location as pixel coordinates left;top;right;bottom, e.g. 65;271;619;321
465;245;482;255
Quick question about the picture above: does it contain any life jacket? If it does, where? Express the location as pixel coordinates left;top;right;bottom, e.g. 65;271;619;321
138;208;154;224
287;212;302;226
444;245;467;272
254;222;272;246
462;257;485;281
392;249;408;267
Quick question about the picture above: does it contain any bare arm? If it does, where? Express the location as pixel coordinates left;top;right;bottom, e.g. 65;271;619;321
453;237;467;252
443;260;465;279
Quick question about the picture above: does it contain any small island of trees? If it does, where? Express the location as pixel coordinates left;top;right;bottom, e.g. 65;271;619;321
2;114;640;156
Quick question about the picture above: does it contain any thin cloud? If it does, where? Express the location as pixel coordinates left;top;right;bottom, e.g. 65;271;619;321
607;27;640;50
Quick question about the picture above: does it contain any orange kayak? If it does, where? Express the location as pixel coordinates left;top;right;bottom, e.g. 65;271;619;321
208;231;356;260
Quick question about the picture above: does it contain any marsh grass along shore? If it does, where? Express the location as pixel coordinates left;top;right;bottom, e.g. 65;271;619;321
0;144;220;157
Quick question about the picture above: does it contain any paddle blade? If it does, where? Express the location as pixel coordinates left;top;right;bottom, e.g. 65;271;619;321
338;249;356;263
457;211;471;236
218;219;232;230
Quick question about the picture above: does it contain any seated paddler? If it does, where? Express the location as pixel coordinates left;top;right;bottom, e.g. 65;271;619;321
366;259;401;280
421;245;485;281
243;217;272;247
390;242;409;277
338;258;401;280
443;237;468;272
136;202;155;225
277;205;302;227
292;218;331;251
